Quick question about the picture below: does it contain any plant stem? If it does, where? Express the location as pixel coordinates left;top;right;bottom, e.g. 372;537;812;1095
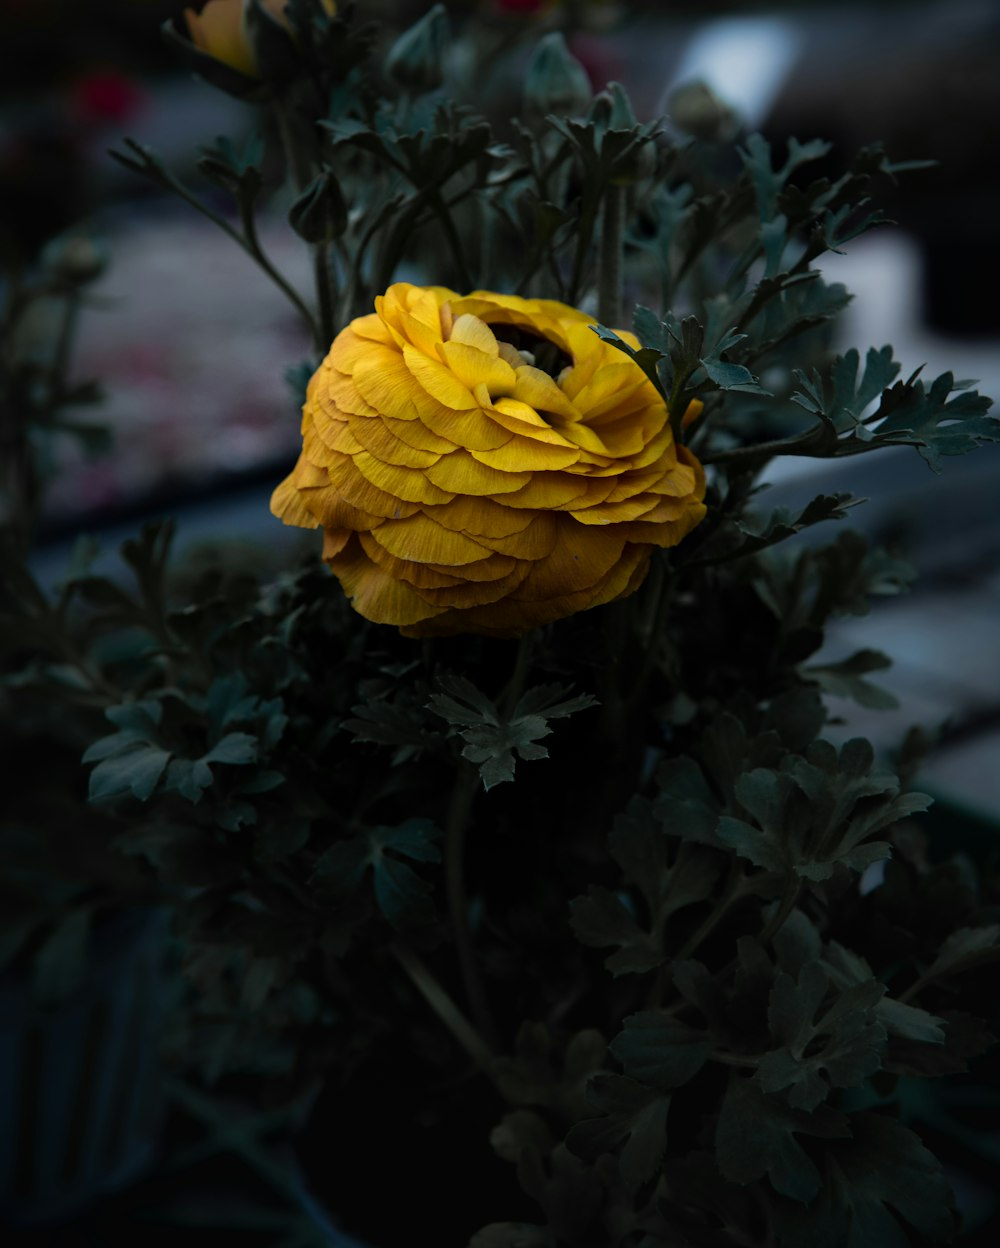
648;862;745;1007
499;631;533;719
700;423;841;467
390;941;496;1075
238;198;323;352
273;96;313;194
598;183;625;328
710;1051;759;1068
444;763;498;1048
314;242;336;348
567;191;601;308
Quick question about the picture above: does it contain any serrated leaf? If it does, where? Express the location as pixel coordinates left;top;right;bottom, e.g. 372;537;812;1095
757;964;887;1110
773;1113;956;1247
428;676;595;790
566;1073;670;1190
716;1075;847;1203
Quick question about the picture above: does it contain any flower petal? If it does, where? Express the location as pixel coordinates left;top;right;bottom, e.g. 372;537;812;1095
370;513;494;566
424;449;531;496
330;538;447;626
403;343;476;410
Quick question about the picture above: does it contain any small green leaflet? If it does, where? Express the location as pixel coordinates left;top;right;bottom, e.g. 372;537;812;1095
427;674;597;790
313;818;442;929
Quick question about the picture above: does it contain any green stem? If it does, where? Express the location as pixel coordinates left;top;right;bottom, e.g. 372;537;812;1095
499;632;534;719
133;157;319;347
314;242;336;348
648;862;745;1007
444;763;498;1048
666;361;698;444
273;96;313;194
238;198;322;352
567;190;601;308
699;422;840;468
164;1078;306;1208
598;183;625;328
390;941;497;1075
710;1051;759;1069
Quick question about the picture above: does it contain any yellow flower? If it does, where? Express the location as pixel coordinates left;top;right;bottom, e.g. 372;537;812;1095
183;0;335;78
272;283;706;637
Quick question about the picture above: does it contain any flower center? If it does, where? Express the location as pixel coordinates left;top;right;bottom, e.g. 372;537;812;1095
490;324;572;381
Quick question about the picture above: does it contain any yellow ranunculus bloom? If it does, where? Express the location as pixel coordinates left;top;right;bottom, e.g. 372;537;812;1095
184;0;335;78
272;283;707;637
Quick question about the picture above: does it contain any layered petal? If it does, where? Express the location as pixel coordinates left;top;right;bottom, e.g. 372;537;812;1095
270;282;707;636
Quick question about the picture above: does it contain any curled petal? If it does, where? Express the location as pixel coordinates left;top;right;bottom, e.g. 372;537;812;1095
271;282;706;635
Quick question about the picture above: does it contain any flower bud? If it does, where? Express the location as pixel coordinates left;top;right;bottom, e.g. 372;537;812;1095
590;82;656;184
524;32;592;123
385;4;449;94
173;0;336;95
41;234;107;285
288;168;348;243
668;80;739;142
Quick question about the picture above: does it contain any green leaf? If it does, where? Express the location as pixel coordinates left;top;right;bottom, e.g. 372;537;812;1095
314;818;442;929
88;743;172;801
718;741;928;882
715;1075;848;1203
609;1012;713;1089
756;965;887;1110
569;803;719;976
202;732;258;766
924;924;1000;981
822;943;946;1045
872;369;998;469
566;1073;670;1190
569;886;661;976
427;675;596;790
804;649;899;710
655;757;721;844
591;323;667;396
344;695;434;764
773;1113;956;1246
739;134;831;221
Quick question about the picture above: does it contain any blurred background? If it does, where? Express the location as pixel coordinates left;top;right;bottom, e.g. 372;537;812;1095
2;2;999;1242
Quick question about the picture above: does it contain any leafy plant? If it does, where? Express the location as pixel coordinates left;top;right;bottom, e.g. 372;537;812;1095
5;2;999;1245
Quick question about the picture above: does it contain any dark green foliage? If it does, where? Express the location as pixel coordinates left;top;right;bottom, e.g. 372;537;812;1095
7;10;999;1244
427;674;597;790
314;817;442;929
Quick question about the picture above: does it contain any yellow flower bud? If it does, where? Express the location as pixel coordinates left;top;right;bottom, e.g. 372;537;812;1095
183;0;335;79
